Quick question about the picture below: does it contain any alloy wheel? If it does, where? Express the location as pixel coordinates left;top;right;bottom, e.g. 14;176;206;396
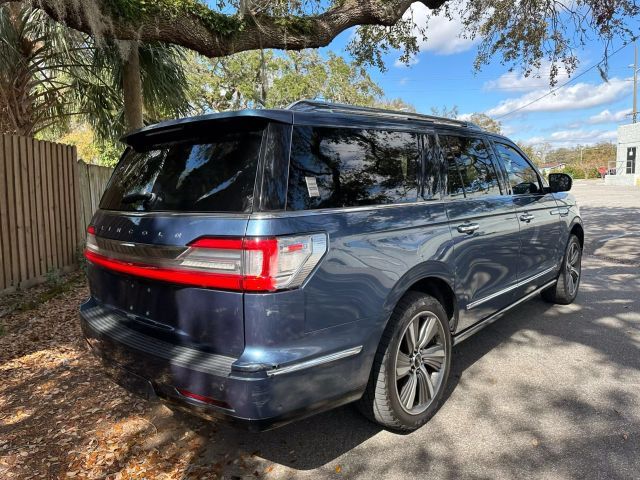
394;312;447;415
566;242;581;296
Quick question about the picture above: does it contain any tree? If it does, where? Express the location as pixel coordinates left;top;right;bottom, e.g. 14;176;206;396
376;98;416;112
430;105;459;119
185;49;383;113
0;4;189;137
7;1;636;79
467;113;501;134
5;0;637;132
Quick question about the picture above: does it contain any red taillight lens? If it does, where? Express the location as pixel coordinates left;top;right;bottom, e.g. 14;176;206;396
84;232;327;292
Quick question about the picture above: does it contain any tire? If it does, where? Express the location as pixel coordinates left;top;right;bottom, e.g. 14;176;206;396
542;234;582;305
357;291;452;431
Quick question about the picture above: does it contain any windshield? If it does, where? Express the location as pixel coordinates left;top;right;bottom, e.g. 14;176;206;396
100;128;264;212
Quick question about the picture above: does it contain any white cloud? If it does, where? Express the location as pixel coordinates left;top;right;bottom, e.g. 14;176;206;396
525;129;616;148
587;108;632;124
484;62;572;92
394;57;420;68
407;3;478;56
485;77;632;117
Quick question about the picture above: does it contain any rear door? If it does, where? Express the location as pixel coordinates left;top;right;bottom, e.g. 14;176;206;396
439;132;520;332
490;141;562;295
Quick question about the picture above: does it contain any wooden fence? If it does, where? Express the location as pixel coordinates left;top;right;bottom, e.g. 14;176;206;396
77;160;113;233
0;134;114;293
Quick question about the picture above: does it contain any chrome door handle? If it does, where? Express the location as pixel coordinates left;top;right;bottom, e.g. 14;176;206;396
519;213;535;222
457;223;480;234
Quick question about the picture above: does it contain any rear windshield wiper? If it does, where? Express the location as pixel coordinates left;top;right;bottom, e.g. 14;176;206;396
122;192;158;209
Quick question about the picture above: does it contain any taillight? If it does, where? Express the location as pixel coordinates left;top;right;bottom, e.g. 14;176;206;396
84;228;327;292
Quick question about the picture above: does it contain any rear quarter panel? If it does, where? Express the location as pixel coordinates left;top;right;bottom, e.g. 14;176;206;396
244;202;455;355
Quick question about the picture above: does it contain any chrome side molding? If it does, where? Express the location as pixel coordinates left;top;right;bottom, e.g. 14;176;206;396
454;279;556;345
466;266;557;310
266;346;363;377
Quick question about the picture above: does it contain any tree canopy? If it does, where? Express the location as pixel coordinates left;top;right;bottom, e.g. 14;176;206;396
5;0;638;85
185;49;383;113
0;4;190;138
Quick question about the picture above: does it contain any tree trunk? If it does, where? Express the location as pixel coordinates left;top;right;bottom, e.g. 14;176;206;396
122;42;143;132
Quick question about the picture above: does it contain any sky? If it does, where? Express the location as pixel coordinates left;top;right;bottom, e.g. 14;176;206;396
314;4;639;149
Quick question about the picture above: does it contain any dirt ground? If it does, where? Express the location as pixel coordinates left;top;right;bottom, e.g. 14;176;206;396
0;274;282;480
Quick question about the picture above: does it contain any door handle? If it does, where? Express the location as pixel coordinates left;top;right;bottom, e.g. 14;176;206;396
457;223;480;234
519;213;535;222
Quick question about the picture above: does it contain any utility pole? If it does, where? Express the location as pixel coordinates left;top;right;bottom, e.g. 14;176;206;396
633;42;638;123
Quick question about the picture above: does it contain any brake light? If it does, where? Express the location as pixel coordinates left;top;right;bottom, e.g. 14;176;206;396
84;231;327;292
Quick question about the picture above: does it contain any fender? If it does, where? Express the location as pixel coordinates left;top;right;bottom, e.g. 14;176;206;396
382;260;457;328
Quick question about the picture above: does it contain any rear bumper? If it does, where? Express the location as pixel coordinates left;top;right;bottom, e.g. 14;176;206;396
79;299;366;430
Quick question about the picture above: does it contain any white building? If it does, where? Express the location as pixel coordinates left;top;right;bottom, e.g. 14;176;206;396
606;122;640;186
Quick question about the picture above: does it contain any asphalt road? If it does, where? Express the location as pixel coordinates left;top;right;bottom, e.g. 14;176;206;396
198;181;640;479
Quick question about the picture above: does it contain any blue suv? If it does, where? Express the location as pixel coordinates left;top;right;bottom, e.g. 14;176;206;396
80;101;583;431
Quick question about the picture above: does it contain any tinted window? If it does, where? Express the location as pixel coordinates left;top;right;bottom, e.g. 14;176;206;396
423;134;443;200
494;143;541;195
287;127;420;210
442;135;500;198
100;129;264;212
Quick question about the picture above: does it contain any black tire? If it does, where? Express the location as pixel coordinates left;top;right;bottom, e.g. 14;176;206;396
542;234;582;305
357;291;452;431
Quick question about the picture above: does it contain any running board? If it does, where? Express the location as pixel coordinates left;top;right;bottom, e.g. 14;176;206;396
453;279;556;345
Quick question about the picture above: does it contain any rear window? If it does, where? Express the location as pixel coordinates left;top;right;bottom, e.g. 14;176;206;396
100;128;264;212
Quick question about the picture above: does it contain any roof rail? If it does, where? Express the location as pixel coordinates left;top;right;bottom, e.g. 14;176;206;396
287;99;480;130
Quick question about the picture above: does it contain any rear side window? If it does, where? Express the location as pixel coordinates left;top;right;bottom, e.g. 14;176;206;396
441;135;501;198
493;143;542;195
287;127;420;210
100;129;264;212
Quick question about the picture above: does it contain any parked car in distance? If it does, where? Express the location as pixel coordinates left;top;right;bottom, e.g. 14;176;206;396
79;101;583;431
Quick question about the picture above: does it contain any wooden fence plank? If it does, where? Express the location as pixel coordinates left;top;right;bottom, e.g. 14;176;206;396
47;143;60;269
56;143;68;268
50;141;61;270
4;136;18;287
0;135;7;290
33;138;46;276
61;144;71;266
19;136;35;281
26;137;41;279
13;136;27;284
40;141;52;272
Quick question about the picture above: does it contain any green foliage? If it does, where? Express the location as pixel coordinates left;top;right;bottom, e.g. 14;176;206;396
467;113;501;134
563;165;585;180
518;142;615;178
430;105;459;119
185;49;384;113
104;0;242;35
0;4;190;142
58;124;121;166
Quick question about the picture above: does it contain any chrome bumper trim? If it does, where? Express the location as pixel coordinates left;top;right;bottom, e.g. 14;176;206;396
266;346;363;377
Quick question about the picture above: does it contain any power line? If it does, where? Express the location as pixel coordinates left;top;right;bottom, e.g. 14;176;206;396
495;42;635;120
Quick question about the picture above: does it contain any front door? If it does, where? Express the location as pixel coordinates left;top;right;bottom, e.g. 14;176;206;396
491;141;562;296
439;133;521;332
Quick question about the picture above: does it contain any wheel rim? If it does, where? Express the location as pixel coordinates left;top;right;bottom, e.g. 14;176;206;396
394;311;447;415
566;242;581;296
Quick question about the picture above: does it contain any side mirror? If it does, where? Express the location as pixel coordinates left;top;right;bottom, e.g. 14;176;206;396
548;173;572;193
